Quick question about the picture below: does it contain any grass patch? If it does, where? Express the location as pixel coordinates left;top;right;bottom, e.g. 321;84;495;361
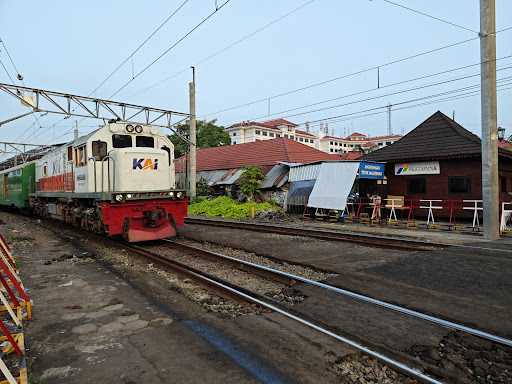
189;196;282;219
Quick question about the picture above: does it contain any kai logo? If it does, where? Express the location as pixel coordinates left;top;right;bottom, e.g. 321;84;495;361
132;158;159;170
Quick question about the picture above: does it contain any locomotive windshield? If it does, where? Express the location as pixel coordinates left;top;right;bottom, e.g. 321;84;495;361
112;134;132;148
136;136;154;148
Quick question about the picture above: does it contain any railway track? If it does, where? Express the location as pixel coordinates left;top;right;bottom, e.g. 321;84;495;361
114;239;512;384
184;217;446;251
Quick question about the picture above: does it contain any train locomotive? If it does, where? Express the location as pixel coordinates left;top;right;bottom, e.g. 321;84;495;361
0;121;187;241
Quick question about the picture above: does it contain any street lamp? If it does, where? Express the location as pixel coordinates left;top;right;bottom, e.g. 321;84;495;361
498;126;506;141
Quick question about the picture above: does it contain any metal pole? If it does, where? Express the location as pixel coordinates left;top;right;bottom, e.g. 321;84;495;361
188;67;197;199
480;0;499;240
387;104;392;135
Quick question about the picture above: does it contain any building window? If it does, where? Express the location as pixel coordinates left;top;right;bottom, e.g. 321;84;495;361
232;141;236;144
299;137;303;142
378;143;383;147
329;149;333;152
269;132;274;137
448;177;471;194
136;136;155;148
255;130;261;135
386;141;392;145
330;141;333;145
262;131;268;136
232;132;236;136
407;177;426;194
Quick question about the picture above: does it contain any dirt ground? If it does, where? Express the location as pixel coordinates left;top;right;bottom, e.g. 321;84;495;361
1;211;418;384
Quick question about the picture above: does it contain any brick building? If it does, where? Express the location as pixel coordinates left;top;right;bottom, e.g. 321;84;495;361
364;111;512;204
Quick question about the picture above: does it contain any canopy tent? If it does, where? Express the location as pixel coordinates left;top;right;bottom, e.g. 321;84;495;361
307;162;360;210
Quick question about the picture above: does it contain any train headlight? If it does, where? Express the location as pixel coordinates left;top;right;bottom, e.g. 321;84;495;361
115;194;124;202
126;124;135;133
169;191;175;197
126;194;132;199
135;125;143;133
177;192;184;199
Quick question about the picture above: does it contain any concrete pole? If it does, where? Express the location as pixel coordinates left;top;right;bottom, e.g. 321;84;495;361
480;0;499;240
188;67;197;199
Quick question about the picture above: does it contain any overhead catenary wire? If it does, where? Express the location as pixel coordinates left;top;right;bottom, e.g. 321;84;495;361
88;0;191;97
232;64;512;126
126;0;318;98
291;75;512;129
247;54;512;122
302;82;512;132
202;25;512;119
109;0;234;98
379;0;479;34
0;57;15;84
0;38;21;77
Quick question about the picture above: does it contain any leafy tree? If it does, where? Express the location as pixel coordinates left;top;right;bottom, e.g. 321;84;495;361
238;166;264;201
196;177;209;196
170;119;231;158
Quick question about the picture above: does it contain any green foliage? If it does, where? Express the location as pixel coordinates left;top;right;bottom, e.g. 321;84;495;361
238;166;264;200
170;119;231;158
196;177;209;196
189;196;281;219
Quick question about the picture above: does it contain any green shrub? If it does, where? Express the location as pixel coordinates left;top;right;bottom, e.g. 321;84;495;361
189;196;281;219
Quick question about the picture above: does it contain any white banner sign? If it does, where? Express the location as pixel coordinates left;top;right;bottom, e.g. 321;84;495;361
394;161;440;176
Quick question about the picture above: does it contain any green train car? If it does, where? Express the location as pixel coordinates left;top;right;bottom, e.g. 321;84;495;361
0;162;36;209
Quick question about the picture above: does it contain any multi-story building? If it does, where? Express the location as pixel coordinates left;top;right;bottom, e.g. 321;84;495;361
226;118;401;154
318;132;402;154
226;119;317;148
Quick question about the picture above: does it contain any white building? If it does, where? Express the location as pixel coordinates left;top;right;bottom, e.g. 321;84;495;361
318;132;402;154
226;118;401;155
226;119;317;148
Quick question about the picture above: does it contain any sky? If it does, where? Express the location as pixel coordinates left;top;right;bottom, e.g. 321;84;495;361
0;0;511;149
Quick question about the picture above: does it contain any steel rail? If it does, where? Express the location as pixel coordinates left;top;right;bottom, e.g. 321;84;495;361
126;243;442;384
184;217;443;251
164;239;512;348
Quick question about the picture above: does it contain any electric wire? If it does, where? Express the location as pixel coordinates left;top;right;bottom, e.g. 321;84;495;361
126;0;317;98
0;57;15;84
202;25;512;118
88;0;191;97
109;0;234;98
291;75;512;129
231;64;512;126
379;0;479;34
247;54;512;122
0;38;21;76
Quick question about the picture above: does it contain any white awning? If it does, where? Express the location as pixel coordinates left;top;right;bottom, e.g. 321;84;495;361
307;162;359;210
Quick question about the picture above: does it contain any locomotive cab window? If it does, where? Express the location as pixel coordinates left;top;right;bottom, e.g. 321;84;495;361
75;145;87;167
136;136;154;148
92;140;107;160
112;134;132;148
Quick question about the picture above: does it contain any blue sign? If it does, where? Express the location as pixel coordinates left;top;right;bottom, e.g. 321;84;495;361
358;161;385;179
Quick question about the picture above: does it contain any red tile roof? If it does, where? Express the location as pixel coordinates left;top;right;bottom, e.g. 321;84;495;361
229;118;298;130
347;132;367;138
339;151;363;160
175;138;341;172
261;118;297;128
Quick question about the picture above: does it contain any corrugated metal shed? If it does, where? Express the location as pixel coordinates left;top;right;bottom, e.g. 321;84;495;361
217;168;244;185
288;163;321;182
197;170;229;186
261;164;289;189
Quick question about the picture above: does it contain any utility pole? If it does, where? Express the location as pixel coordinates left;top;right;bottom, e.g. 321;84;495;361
188;67;197;199
480;0;499;240
387;104;392;135
74;120;79;140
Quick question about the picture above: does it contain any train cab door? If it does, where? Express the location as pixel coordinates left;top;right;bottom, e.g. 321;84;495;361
64;145;74;192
